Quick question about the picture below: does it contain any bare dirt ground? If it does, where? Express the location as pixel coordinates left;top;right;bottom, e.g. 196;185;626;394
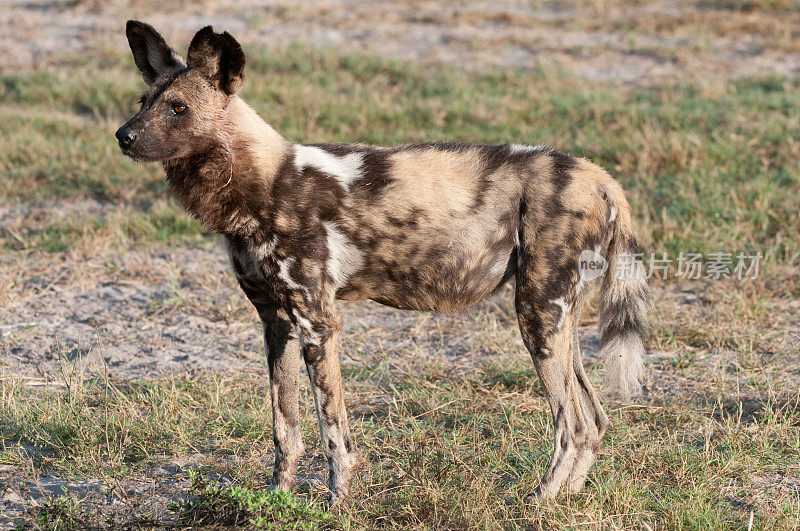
2;0;800;527
0;212;527;382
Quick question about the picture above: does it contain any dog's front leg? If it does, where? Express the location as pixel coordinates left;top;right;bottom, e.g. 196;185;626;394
258;305;305;491
293;305;357;504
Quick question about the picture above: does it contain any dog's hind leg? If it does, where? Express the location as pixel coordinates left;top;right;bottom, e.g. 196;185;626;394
515;257;601;500
565;293;609;493
517;301;586;500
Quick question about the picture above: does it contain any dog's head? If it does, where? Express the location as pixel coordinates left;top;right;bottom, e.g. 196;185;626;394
115;21;245;162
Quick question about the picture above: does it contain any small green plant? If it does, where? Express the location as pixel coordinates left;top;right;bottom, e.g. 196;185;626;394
32;493;89;531
177;470;333;529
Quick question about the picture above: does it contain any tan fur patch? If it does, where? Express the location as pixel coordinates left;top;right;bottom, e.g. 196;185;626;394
226;97;289;180
385;147;483;219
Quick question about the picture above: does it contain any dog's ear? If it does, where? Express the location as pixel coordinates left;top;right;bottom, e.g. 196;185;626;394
186;26;245;95
126;20;185;85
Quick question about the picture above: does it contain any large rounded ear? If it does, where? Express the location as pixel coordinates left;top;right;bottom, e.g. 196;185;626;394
186;26;246;95
126;20;185;85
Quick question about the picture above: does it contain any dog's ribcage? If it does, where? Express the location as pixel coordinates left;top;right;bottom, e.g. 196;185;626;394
225;142;536;314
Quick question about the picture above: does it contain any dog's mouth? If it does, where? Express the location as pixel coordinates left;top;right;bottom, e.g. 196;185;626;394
118;144;181;163
118;145;149;163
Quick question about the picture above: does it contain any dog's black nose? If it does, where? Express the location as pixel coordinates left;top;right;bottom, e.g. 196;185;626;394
115;127;137;148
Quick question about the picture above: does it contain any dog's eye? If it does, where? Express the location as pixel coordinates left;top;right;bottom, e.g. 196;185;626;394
172;104;187;115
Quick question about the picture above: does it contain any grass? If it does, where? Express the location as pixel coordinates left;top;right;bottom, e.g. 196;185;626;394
1;199;205;254
1;46;799;262
2;362;798;528
178;471;332;528
33;493;91;531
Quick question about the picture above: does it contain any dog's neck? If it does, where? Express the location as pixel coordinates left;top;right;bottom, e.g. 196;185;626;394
163;96;290;237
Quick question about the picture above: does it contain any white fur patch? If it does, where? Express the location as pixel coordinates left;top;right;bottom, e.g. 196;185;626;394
509;144;548;154
277;257;304;292
294;314;318;345
600;331;644;399
323;221;364;288
551;296;573;332
491;256;508;277
294;145;363;192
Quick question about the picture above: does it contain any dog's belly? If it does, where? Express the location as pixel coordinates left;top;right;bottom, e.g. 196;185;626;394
337;243;518;313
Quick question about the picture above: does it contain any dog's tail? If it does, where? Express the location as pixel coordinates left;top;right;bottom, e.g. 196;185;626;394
597;184;651;399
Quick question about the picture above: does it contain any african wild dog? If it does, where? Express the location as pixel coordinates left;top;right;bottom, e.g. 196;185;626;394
116;21;650;503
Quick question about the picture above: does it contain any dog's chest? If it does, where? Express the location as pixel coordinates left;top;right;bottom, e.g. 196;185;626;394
225;235;286;298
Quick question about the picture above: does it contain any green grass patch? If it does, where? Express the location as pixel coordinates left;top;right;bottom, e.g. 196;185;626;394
1;200;206;253
32;493;91;531
2;47;799;261
178;471;332;529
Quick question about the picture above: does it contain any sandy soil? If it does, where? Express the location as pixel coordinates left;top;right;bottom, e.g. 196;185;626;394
0;241;528;381
0;200;533;381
